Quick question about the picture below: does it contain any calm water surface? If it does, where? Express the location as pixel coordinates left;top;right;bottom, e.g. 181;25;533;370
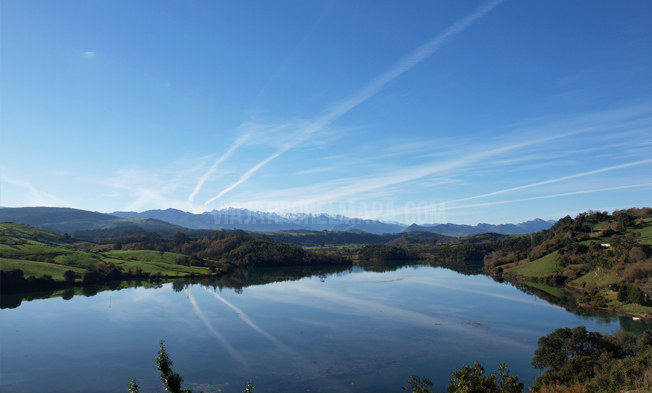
1;264;644;392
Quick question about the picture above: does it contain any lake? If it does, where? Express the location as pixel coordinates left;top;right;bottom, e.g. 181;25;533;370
1;262;647;393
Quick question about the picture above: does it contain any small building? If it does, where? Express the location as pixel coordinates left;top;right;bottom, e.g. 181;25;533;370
601;243;611;248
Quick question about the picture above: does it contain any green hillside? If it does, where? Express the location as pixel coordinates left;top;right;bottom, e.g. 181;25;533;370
494;208;652;317
0;207;181;234
507;251;563;277
1;222;351;294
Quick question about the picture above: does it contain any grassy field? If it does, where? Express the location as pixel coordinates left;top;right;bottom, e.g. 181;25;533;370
1;242;106;266
603;290;652;316
506;250;563;278
629;218;652;244
1;220;214;278
0;257;86;280
590;221;610;232
0;222;60;242
101;250;211;276
571;268;620;287
1;245;212;280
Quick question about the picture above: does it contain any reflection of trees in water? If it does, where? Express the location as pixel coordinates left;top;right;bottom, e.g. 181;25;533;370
1;266;354;308
61;288;75;301
5;262;650;337
432;261;485;276
200;265;353;294
504;278;620;318
354;259;485;275
0;279;163;309
1;262;489;309
618;316;652;334
497;278;652;335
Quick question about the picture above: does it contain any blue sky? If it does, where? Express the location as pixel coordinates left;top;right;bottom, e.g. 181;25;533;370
2;0;651;225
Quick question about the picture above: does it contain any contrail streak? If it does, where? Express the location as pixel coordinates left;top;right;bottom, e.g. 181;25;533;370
204;150;285;205
445;182;652;210
188;133;250;202
203;0;505;204
404;158;652;215
324;0;505;122
187;290;246;364
449;158;652;204
282;131;581;207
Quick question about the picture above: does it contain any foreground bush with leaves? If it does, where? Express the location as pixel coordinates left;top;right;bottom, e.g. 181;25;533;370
404;326;652;393
404;361;524;393
531;326;652;392
128;340;253;393
133;326;652;393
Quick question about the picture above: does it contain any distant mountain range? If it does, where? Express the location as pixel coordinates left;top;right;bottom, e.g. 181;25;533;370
112;208;553;235
402;219;555;237
0;206;555;237
111;208;407;234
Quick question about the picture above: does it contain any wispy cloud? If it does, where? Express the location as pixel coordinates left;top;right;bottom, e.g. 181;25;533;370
203;0;505;204
445;182;652;211
292;166;337;176
188;133;250;202
219;102;652;218
102;160;205;212
448;158;652;204
238;130;581;208
204;149;286;205
1;175;72;207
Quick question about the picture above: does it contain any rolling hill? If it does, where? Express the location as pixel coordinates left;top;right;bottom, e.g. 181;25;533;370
0;207;181;234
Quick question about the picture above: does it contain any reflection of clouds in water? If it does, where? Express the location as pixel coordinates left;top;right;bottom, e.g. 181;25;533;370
188;290;246;365
290;317;340;331
407;277;561;309
95;287;195;325
494;324;561;340
205;288;291;351
354;277;405;284
260;282;534;351
267;283;454;327
204;289;354;392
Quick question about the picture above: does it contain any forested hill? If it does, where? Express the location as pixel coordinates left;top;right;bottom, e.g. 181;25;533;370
267;230;444;247
73;226;448;246
0;223;351;295
412;207;652;317
418;208;651;266
0;207;180;234
73;225;229;241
